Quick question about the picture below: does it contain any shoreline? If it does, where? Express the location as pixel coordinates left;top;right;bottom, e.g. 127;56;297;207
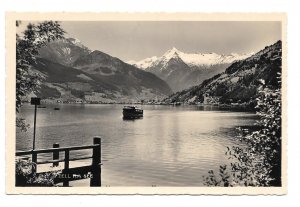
22;100;256;112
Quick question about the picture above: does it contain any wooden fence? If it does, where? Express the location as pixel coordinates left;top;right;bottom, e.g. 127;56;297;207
15;137;102;187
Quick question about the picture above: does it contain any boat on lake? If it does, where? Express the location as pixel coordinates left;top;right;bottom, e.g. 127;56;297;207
123;106;143;119
54;107;60;110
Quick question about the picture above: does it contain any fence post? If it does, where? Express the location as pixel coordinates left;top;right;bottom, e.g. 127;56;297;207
53;143;60;167
63;149;70;187
90;136;101;187
32;151;37;173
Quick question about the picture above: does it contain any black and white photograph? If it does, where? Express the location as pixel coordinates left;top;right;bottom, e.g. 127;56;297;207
6;13;286;194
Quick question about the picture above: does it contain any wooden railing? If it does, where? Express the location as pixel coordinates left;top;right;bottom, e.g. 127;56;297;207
16;137;102;187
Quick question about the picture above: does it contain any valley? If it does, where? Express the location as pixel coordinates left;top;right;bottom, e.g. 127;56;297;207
31;37;281;109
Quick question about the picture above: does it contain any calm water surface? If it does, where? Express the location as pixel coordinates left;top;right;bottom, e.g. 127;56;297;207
17;104;257;186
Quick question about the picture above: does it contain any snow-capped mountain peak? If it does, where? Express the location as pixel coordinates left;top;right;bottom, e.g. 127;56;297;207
165;47;180;54
126;48;254;92
66;37;90;51
69;37;81;44
162;47;181;60
129;48;252;70
127;56;158;69
38;37;91;66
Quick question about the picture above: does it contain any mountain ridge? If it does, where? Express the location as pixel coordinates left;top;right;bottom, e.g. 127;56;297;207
165;40;282;106
38;37;91;66
127;47;252;92
34;38;173;103
128;47;252;69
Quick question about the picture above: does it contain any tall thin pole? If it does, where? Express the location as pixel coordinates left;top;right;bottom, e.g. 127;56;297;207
32;104;37;150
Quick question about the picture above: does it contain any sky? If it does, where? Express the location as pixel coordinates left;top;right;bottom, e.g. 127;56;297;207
19;21;282;62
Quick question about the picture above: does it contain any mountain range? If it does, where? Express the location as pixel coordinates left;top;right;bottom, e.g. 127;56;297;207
33;36;280;105
34;38;172;103
38;38;91;66
165;40;282;106
127;48;252;92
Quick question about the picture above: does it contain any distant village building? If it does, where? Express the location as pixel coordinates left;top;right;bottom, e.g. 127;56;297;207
84;91;95;96
84;91;116;103
84;91;95;102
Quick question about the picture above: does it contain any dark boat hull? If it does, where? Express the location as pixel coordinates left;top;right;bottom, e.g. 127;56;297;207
123;107;143;118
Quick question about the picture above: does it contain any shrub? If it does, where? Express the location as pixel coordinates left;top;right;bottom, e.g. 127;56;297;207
203;77;282;186
16;159;61;187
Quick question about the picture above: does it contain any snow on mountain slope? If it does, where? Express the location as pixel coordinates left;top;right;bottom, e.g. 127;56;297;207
129;47;252;70
36;37;172;102
38;37;91;66
165;40;282;105
127;47;252;92
68;37;85;48
127;56;158;69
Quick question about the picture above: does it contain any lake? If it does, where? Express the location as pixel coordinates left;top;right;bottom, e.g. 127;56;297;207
16;104;257;186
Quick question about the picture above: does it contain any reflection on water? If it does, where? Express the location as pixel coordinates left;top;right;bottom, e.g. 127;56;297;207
122;117;143;121
16;104;257;186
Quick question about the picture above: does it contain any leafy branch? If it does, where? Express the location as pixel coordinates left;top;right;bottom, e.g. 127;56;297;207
16;21;65;131
204;75;282;187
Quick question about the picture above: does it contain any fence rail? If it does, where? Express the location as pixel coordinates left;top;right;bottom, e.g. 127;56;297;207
15;137;102;187
16;144;99;156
